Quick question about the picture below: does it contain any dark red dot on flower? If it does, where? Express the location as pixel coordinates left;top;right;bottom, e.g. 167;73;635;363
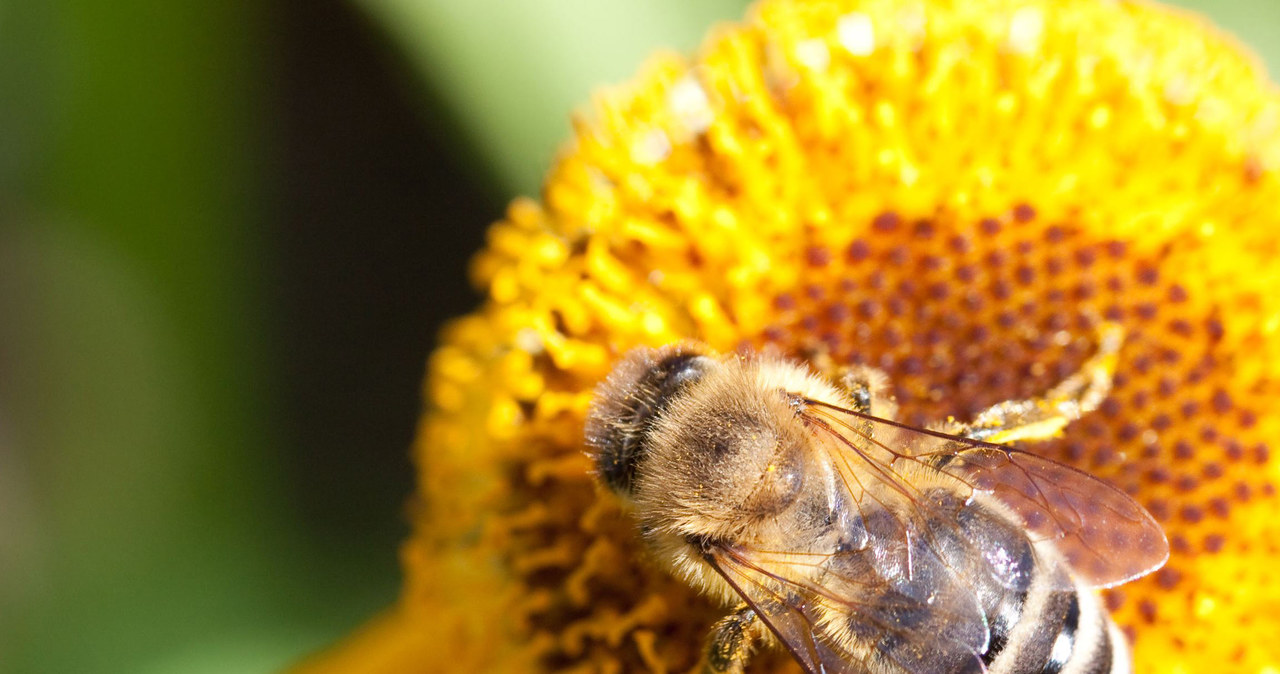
1138;599;1159;623
1015;265;1035;285
1147;499;1171;521
873;211;901;232
1203;533;1226;553
805;246;831;267
1155;567;1183;590
1136;265;1159;286
1211;389;1232;413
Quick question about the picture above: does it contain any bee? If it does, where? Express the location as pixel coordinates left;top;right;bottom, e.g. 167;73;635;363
585;324;1168;674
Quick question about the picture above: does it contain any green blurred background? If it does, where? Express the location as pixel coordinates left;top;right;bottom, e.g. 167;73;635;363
0;0;1274;671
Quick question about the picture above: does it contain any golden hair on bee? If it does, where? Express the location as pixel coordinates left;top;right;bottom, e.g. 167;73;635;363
586;329;1166;674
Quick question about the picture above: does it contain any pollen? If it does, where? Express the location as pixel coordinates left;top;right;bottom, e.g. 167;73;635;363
294;1;1280;673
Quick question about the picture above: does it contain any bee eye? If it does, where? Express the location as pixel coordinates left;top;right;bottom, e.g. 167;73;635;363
653;353;712;394
587;348;716;496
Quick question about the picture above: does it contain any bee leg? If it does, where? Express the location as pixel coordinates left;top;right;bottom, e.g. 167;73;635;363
700;606;762;674
833;365;898;419
960;322;1123;444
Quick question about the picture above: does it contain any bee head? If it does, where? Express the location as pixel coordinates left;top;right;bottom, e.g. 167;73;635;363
623;357;812;549
585;344;717;496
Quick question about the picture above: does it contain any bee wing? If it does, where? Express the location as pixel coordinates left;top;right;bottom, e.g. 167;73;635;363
708;548;864;674
802;400;1169;590
708;541;989;674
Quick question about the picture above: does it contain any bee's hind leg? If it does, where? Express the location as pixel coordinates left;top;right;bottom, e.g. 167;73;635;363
956;322;1123;444
699;606;764;674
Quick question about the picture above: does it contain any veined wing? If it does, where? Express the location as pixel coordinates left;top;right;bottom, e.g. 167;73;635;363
707;538;990;674
800;399;1168;589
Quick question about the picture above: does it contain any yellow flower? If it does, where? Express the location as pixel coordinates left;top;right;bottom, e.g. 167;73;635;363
296;0;1280;672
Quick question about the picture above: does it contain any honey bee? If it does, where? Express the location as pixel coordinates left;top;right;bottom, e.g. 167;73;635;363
585;325;1168;674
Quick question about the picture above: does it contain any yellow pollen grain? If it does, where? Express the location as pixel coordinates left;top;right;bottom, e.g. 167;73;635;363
430;380;465;413
489;268;521;304
531;236;568;268
640;311;669;337
585;243;636;294
1089;105;1112;129
486;397;523;440
578;283;637;334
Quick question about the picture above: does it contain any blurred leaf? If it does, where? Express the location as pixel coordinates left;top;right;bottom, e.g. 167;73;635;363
1173;0;1280;71
0;0;346;671
355;0;753;195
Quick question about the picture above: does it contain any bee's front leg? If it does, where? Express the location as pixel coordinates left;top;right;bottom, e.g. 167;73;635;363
700;605;763;674
802;346;896;419
832;365;898;420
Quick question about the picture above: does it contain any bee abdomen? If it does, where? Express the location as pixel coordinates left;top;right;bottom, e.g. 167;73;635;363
988;583;1124;674
953;498;1126;674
